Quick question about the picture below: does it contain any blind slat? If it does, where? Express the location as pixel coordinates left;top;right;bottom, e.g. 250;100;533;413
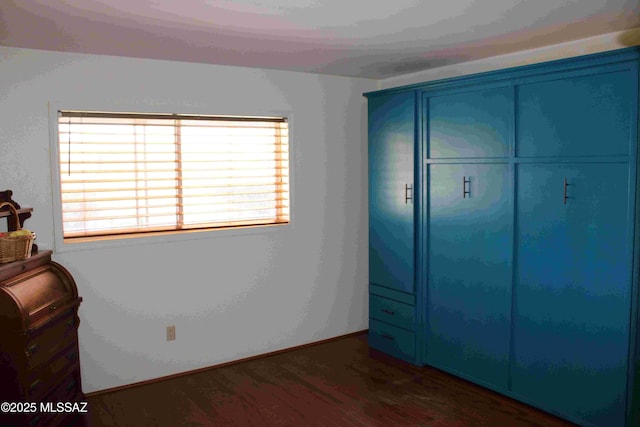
63;217;289;239
62;199;289;214
62;203;290;219
61;110;287;122
61;188;288;203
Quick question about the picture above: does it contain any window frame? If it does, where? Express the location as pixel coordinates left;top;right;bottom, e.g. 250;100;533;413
48;103;295;253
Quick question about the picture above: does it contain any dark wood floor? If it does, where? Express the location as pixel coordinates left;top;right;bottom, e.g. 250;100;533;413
84;332;575;426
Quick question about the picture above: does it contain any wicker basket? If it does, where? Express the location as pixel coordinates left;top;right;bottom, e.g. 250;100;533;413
0;202;34;263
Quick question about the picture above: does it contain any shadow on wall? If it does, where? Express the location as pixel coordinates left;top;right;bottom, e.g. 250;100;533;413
618;28;640;46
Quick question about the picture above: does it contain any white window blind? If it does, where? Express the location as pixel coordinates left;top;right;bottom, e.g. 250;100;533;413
58;111;289;239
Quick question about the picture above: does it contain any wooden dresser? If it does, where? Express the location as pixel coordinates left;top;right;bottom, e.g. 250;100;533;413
0;250;84;427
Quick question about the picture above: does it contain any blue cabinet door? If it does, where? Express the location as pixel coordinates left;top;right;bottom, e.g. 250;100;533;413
368;92;415;294
427;163;512;389
428;86;512;159
516;67;634;158
513;163;632;426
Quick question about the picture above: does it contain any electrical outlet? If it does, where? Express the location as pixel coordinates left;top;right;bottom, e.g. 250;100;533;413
166;325;176;341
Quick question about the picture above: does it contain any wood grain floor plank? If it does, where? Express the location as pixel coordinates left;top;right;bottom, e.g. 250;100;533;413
83;333;575;426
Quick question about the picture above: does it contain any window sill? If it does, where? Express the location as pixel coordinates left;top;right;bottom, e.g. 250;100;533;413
53;222;290;254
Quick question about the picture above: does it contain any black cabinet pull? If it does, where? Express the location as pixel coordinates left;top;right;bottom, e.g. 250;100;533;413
563;177;571;204
25;344;39;358
405;184;413;204
381;334;395;341
463;176;471;198
30;379;41;392
381;309;395;315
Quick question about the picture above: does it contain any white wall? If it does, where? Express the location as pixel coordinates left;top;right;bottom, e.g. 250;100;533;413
0;46;376;393
380;27;640;89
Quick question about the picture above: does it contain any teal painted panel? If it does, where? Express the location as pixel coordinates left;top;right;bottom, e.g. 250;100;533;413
513;163;632;426
369;92;415;294
427;163;512;390
428;87;511;158
370;295;415;331
369;319;416;362
369;284;415;305
366;49;640;103
516;69;633;157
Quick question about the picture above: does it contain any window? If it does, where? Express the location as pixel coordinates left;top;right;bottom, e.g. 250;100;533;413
57;111;289;240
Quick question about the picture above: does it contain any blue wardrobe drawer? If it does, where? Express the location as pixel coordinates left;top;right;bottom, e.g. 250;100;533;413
369;319;415;362
370;295;415;331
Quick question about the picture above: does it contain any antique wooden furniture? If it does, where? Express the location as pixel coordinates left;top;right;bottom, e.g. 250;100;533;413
0;250;84;427
365;47;640;426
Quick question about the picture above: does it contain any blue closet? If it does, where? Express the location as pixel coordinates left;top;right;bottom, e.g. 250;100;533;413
365;48;640;427
367;91;419;363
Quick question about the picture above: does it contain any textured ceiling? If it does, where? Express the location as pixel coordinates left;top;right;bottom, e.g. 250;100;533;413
0;0;639;79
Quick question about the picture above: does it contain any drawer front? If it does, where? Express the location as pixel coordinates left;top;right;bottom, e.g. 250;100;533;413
29;294;73;327
369;319;415;363
369;295;414;331
24;343;80;400
25;310;78;370
0;369;82;427
28;369;83;427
